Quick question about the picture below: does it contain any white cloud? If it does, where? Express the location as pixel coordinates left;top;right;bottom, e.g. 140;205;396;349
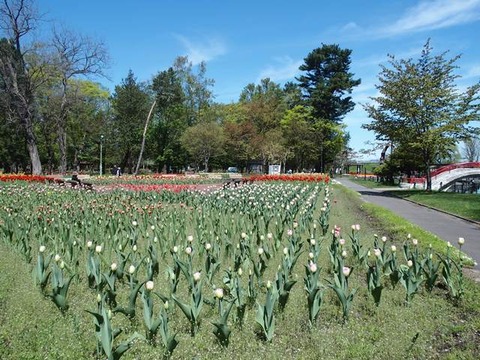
339;1;480;40
174;34;226;65
257;56;303;83
341;22;360;32
382;0;480;36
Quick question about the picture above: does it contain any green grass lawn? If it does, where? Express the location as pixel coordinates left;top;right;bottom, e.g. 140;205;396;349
389;190;480;222
345;176;399;189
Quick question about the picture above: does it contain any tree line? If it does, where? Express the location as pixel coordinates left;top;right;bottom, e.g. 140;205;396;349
2;1;479;185
0;0;360;175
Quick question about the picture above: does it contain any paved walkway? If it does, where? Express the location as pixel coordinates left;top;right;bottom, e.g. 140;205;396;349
336;178;480;269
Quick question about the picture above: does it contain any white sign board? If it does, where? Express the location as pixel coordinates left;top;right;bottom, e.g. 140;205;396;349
268;164;281;175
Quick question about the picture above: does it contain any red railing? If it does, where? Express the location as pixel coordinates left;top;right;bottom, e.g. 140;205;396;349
430;162;480;178
404;177;425;184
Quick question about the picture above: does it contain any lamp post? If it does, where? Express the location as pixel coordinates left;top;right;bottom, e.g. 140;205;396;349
100;135;104;176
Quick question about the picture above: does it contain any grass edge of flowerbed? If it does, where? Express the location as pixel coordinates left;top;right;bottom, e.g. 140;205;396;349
334;184;475;267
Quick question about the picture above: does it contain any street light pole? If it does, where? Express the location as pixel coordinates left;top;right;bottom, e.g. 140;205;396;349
100;135;104;176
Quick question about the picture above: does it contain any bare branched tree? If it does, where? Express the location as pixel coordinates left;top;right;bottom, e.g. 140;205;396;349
51;26;109;173
0;0;42;173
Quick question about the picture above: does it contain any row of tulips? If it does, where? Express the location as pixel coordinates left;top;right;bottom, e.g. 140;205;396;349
248;173;330;183
0;174;52;183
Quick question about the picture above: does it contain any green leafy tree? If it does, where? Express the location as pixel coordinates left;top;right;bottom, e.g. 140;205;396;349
173;56;214;125
180;121;225;171
282;81;303;110
0;93;29;171
151;67;187;172
221;104;257;171
110;70;150;173
67;80;110;172
258;128;289;172
362;40;480;190
280;105;317;171
297;44;361;172
151;57;215;172
239;78;285;134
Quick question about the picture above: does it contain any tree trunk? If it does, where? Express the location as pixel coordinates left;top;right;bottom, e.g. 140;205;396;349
26;127;42;175
426;167;432;191
57;81;69;174
17;102;42;174
58;125;67;174
134;100;156;175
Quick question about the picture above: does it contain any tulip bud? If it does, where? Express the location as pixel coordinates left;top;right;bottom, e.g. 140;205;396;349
146;281;154;291
128;265;135;274
342;266;351;277
39;245;46;253
214;288;224;299
458;237;465;246
193;271;201;282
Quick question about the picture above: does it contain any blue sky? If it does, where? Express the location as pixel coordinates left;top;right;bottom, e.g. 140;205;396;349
38;0;480;160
